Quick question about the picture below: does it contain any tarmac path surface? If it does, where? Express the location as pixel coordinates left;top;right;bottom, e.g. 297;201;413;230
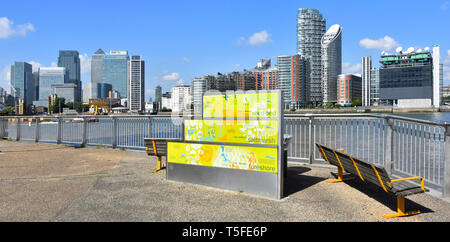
1;140;450;222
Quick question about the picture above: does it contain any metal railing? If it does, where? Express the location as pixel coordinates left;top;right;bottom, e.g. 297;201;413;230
1;113;449;197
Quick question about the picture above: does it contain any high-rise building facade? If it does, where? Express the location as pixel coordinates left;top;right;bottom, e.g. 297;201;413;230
337;74;362;106
33;67;68;107
10;62;34;104
252;59;278;90
91;49;106;84
277;55;310;109
370;68;380;106
83;82;113;102
128;55;145;111
432;45;441;107
192;77;206;113
58;50;81;102
379;49;436;107
297;8;326;104
362;56;372;106
103;50;129;99
321;24;342;104
171;85;191;112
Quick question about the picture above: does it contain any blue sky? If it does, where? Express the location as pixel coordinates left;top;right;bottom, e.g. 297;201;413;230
1;0;449;100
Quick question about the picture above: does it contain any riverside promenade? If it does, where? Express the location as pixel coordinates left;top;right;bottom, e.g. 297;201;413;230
1;140;450;222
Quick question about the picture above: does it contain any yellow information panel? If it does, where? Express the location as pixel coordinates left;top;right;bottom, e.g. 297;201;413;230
203;92;279;118
185;120;278;145
168;142;278;173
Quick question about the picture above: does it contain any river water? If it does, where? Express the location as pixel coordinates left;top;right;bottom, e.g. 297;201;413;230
392;112;450;123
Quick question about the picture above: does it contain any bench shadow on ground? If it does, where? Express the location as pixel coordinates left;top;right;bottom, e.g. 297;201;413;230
283;166;326;197
329;172;434;215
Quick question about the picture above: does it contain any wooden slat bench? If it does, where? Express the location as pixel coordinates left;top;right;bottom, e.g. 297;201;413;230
144;138;182;173
316;143;428;218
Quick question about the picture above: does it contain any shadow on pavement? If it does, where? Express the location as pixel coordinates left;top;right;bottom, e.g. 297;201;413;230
283;166;326;197
329;172;434;215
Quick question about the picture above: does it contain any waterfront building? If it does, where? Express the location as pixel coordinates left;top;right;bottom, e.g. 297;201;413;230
171;85;191;112
58;50;81;102
277;55;310;109
128;55;145;112
379;47;440;108
33;67;68;107
252;59;278;90
10;62;34;104
297;8;326;104
161;92;172;110
192;77;206;113
337;74;362;106
370;68;380;106
33;72;39;102
321;24;342;104
102;50;129;99
432;45;441;107
91;49;106;84
52;83;77;103
362;56;372;106
155;85;162;111
83;82;113;102
231;70;256;91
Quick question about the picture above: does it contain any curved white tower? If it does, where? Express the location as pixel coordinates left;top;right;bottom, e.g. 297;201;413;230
321;24;342;104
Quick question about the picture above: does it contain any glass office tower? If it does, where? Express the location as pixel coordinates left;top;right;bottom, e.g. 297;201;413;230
10;62;34;104
58;50;81;102
33;67;68;107
297;8;326;104
91;48;105;84
102;50;129;99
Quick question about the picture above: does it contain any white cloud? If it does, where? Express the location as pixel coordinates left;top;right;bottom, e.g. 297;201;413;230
237;30;273;46
359;36;400;51
441;1;449;10
79;53;91;75
162;72;181;81
342;62;362;74
183;57;190;63
248;30;273;46
233;64;240;70
235;37;246;46
342;62;362;75
0;17;35;39
0;65;11;89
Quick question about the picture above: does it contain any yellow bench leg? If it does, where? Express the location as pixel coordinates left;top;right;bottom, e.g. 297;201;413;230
328;167;354;183
153;156;165;173
382;196;421;218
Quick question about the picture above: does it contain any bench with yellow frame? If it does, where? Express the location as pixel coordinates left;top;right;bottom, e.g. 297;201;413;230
316;143;428;218
144;138;182;173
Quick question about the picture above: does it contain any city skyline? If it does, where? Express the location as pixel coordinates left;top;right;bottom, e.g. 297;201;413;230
1;0;449;101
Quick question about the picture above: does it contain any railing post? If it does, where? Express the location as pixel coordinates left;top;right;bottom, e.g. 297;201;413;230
444;125;450;197
148;117;152;138
112;117;117;149
16;117;21;141
35;117;40;142
385;117;394;175
82;117;87;146
308;115;314;164
56;117;62;144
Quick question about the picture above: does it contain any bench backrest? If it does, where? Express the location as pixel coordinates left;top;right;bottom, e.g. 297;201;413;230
144;139;168;156
316;143;393;193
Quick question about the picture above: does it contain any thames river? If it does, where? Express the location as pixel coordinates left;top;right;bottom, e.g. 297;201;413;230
392;112;450;123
